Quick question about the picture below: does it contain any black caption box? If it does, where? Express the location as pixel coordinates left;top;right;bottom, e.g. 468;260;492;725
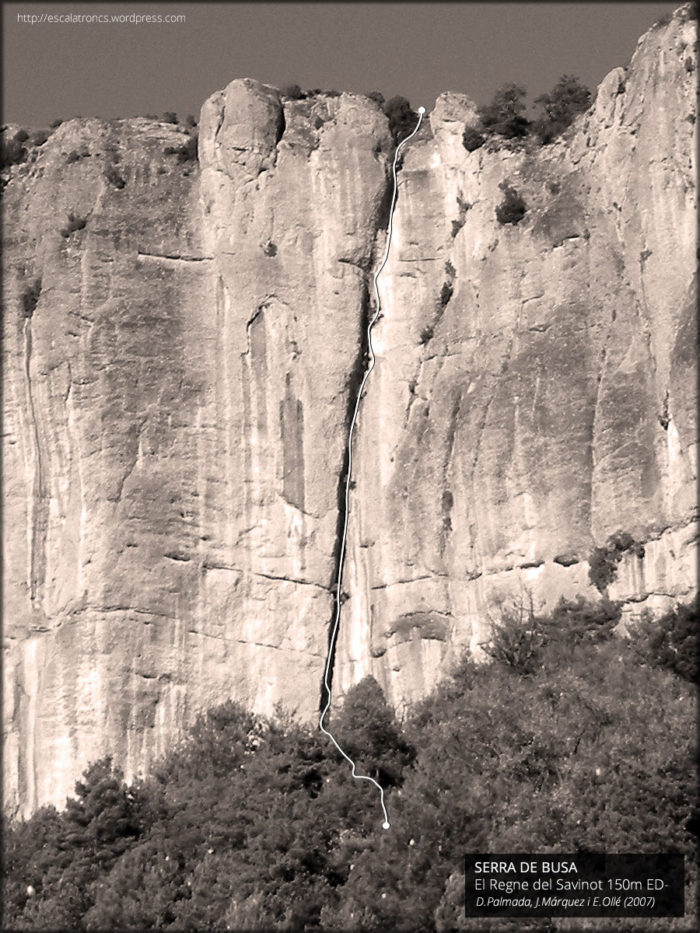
465;853;684;918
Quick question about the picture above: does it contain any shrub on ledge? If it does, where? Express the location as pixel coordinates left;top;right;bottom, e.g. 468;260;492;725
495;183;527;225
462;125;485;151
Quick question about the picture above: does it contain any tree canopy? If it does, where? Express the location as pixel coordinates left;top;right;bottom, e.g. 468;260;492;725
3;598;696;931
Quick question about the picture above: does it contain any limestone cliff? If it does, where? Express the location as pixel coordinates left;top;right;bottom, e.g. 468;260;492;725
2;6;697;816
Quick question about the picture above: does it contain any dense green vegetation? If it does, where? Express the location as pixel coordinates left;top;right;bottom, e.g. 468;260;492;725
278;85;341;101
382;96;419;144
163;113;199;164
21;280;42;319
1;129;30;169
3;597;696;931
479;83;530;140
588;532;645;592
495;183;527;226
462;75;592;153
1;123;62;170
533;75;592;143
164;135;198;164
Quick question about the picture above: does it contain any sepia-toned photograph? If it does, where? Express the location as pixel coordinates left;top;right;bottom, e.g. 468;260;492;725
2;1;697;930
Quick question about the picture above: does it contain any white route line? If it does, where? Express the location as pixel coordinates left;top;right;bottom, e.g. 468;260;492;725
319;106;426;831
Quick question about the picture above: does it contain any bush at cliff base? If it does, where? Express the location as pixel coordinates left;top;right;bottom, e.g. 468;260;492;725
3;598;696;932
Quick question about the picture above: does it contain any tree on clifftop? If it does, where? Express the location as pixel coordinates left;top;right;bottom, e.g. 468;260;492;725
534;74;592;142
478;82;530;138
383;95;419;143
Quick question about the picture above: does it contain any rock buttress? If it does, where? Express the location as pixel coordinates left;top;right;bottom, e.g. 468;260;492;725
2;88;393;816
338;7;698;709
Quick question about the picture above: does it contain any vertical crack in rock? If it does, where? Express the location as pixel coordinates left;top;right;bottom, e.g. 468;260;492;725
318;110;426;833
320;274;374;711
22;286;48;602
319;118;423;712
275;105;286;146
280;373;305;512
439;391;462;554
375;176;394;233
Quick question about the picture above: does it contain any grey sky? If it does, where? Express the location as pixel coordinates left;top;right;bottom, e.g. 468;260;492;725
3;2;681;125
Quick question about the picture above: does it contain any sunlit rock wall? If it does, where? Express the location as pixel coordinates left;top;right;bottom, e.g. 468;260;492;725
340;8;698;707
2;6;696;814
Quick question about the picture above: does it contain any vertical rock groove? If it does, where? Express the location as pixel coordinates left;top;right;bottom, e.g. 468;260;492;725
320;275;373;712
318;108;426;829
22;304;47;603
319;108;426;712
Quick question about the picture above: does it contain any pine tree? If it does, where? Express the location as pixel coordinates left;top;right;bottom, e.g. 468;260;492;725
478;83;530;138
534;74;591;142
383;96;418;143
332;675;415;788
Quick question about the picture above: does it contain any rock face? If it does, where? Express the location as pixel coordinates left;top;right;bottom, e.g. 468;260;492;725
3;7;697;815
